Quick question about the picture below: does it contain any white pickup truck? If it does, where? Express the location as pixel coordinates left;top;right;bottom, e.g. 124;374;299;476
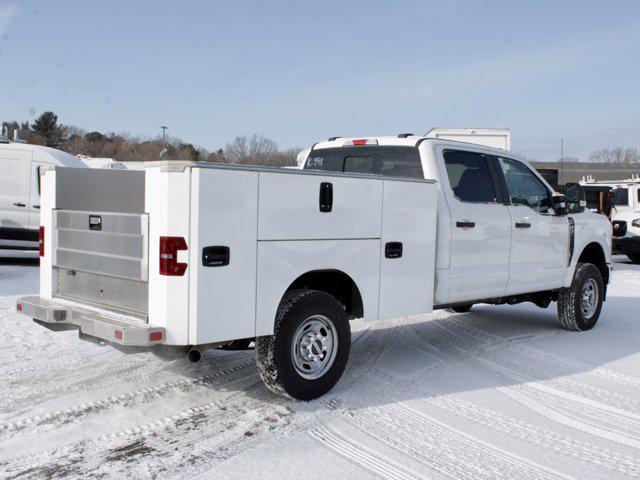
580;176;640;263
17;135;612;400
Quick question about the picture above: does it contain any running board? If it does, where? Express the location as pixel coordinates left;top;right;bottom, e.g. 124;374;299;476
16;296;164;346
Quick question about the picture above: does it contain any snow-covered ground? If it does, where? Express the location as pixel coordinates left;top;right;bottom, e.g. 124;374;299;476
0;252;639;479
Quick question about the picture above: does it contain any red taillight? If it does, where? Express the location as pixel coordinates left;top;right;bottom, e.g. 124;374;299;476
39;227;45;257
114;329;123;340
17;303;23;312
149;331;163;342
352;139;368;145
159;236;188;276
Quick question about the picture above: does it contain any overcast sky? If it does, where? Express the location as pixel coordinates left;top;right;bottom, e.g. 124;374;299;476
1;0;640;161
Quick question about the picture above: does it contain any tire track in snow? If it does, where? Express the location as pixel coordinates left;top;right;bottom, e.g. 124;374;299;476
344;404;567;480
441;315;640;391
1;349;253;416
0;358;256;437
437;316;640;415
357;314;640;478
496;385;640;450
513;345;640;390
0;374;262;468
310;425;424;480
479;353;640;418
422;395;640;478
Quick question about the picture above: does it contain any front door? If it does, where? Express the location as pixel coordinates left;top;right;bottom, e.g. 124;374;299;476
442;149;512;303
498;157;568;293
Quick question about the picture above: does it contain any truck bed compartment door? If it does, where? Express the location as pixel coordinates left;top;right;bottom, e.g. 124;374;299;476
189;169;258;344
378;180;437;319
257;173;383;240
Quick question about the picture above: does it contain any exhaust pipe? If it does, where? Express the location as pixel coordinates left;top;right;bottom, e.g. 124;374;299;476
187;347;204;363
185;341;229;363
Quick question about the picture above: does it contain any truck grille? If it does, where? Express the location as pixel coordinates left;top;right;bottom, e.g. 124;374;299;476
612;220;627;237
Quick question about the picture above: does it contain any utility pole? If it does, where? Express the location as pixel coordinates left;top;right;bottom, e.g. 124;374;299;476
559;137;564;186
160;126;168;159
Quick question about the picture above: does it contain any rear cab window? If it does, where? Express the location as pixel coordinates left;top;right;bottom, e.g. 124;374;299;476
443;150;499;203
304;146;423;179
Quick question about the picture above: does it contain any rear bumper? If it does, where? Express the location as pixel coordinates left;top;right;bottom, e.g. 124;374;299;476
16;296;165;346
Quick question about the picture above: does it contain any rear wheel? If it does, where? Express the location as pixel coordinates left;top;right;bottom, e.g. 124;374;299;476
445;304;473;313
557;263;604;331
255;289;351;400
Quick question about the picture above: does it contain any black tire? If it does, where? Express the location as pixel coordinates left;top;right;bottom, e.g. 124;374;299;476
557;263;604;331
445;304;473;313
626;253;640;264
255;289;351;400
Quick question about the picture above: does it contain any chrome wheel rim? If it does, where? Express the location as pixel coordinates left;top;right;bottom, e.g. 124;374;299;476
580;278;598;319
291;314;338;380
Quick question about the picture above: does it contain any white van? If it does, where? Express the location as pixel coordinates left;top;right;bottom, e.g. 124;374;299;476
0;140;86;251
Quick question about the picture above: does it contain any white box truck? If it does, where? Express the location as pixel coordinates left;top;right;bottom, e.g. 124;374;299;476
425;127;511;151
17;135;611;400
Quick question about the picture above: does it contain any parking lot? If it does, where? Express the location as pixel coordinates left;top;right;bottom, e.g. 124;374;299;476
0;252;638;479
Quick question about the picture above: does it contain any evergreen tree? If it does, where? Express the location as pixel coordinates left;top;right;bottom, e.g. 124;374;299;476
30;111;67;147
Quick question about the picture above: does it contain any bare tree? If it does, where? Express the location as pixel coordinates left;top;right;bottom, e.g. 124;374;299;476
589;147;640;164
225;134;280;165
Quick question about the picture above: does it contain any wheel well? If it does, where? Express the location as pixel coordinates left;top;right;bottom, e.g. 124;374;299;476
286;270;364;319
577;242;609;284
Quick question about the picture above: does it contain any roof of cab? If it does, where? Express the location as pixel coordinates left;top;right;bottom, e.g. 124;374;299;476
311;135;521;159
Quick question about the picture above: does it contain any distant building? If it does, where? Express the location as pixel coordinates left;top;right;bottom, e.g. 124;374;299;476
531;161;640;187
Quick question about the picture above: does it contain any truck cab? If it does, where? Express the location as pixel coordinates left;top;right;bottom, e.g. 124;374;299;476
303;135;611;308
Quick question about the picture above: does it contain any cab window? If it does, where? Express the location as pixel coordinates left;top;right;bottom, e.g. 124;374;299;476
499;157;551;214
612;187;629;206
443;150;498;203
304;146;423;179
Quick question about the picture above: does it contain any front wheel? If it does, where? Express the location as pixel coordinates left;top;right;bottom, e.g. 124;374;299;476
557;263;604;331
255;289;351;400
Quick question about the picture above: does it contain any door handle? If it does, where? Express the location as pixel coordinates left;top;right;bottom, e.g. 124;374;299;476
385;242;403;259
515;222;531;229
456;221;475;228
33;205;40;209
13;202;26;207
319;182;333;212
202;246;230;267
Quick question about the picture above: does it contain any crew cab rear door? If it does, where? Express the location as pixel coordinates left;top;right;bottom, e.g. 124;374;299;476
441;149;511;303
497;157;568;293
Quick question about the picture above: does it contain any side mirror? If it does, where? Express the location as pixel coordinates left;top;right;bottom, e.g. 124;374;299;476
551;193;567;216
563;183;586;214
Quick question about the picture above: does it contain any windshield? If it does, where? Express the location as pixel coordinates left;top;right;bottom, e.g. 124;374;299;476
304;146;423;179
612;187;629;206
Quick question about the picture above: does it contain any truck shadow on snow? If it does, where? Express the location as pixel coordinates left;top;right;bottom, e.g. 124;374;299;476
236;293;640;409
